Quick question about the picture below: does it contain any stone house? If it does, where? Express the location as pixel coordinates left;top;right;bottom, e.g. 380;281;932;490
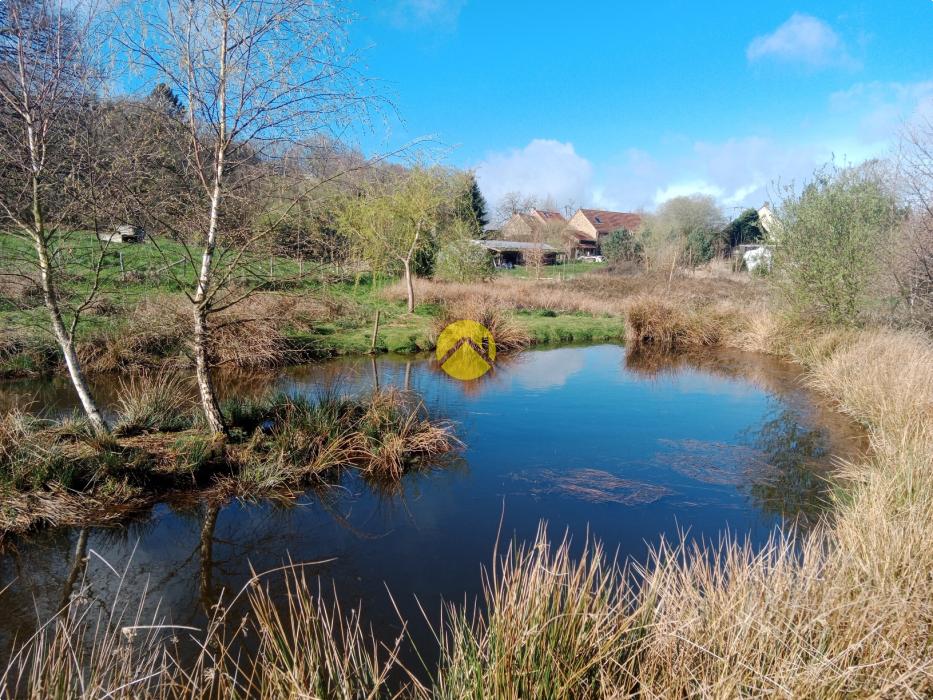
566;209;643;252
500;209;597;259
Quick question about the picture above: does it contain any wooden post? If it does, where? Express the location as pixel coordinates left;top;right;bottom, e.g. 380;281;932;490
371;355;380;392
119;251;125;282
370;309;381;354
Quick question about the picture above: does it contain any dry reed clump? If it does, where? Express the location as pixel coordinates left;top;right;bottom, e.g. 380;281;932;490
78;295;191;373
0;410;91;493
435;295;532;353
429;525;641;699
210;293;340;369
80;293;338;373
0;483;149;537
623;294;749;352
115;371;196;435
0;560;398;699
0;275;42;308
0;410;158;537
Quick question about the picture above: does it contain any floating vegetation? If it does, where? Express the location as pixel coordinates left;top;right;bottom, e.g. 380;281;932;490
512;467;671;505
653;439;768;486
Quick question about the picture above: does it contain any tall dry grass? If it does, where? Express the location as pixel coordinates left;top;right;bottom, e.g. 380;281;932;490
78;293;344;373
115;371;196;435
384;269;759;319
0;559;400;699
434;295;532;353
429;525;640;699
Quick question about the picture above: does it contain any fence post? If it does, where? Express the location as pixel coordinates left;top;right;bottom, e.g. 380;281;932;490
370;309;381;354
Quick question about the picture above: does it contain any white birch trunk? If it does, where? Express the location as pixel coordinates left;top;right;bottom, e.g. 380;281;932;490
28;136;108;434
190;19;228;435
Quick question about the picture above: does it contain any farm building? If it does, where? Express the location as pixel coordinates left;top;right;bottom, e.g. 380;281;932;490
472;239;561;267
500;208;567;239
500;208;598;258
98;224;146;244
756;203;782;241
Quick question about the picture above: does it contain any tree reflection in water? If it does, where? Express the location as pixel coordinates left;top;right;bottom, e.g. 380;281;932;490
742;407;834;526
199;503;220;615
626;347;862;527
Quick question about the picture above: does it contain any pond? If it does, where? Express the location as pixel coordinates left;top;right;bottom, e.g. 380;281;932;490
0;344;865;667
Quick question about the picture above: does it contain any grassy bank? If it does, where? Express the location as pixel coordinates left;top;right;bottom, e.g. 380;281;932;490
1;271;629;379
0;380;457;538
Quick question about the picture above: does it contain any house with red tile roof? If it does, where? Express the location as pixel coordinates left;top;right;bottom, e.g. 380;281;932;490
567;208;643;250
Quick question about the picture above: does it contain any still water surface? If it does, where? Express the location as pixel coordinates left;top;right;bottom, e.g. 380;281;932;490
0;345;865;659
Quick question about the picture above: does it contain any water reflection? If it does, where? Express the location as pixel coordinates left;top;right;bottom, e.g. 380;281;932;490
744;407;836;524
1;344;866;665
625;348;861;524
199;503;220;615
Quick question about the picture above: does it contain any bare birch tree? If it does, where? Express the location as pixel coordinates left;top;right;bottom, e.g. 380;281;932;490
896;119;933;330
124;0;370;434
0;0;110;433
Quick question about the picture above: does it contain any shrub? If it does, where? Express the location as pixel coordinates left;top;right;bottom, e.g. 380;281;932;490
895;121;933;332
0;411;74;490
683;226;721;266
638;195;726;271
601;228;643;264
723;208;764;247
891;214;933;331
773;162;901;326
434;239;493;282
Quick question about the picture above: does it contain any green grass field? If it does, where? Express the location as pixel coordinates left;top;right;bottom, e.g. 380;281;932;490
0;234;622;376
495;260;606;279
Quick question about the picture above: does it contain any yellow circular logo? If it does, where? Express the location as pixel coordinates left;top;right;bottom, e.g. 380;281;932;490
436;320;496;381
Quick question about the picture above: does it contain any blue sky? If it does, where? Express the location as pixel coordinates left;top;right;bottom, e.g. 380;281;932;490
350;1;933;215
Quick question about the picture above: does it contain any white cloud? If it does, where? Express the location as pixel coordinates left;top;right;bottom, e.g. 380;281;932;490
747;13;852;68
589;136;840;213
473;120;894;217
830;80;933;143
386;0;467;30
474;139;594;210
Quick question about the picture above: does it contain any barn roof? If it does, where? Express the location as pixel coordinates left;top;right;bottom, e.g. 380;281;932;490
575;209;642;235
473;239;559;252
532;209;567;223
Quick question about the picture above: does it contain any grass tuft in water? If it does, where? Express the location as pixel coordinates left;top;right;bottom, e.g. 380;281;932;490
115;371;196;435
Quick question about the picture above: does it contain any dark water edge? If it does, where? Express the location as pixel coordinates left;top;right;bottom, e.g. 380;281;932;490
0;344;866;674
